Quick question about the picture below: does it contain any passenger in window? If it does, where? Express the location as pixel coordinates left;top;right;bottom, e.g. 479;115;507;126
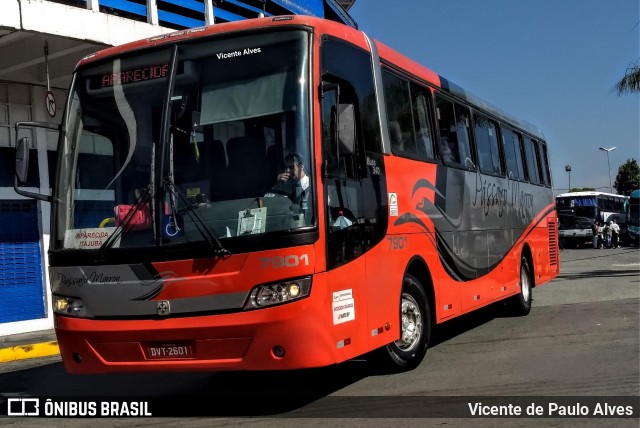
417;126;433;158
389;121;404;154
439;136;455;163
455;113;471;165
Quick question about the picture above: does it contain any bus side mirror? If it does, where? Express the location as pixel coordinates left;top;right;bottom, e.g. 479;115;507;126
321;82;355;156
337;103;355;155
15;136;30;185
14;135;52;202
13;120;59;202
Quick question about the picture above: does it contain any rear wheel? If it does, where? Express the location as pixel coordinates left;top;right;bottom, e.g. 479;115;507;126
371;274;431;372
508;256;533;316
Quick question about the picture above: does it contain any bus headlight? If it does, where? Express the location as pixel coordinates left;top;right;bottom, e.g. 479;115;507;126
53;295;92;318
245;277;311;309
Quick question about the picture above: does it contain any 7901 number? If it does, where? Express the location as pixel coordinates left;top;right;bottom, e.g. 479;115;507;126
260;254;309;269
388;236;408;250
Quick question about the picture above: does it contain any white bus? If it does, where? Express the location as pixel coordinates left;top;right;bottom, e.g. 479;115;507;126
556;191;628;247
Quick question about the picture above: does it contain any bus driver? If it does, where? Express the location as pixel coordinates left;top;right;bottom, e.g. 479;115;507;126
272;152;309;204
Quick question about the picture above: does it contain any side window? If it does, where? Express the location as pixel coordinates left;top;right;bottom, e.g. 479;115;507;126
321;36;381;154
436;96;457;164
524;136;541;184
454;104;473;168
538;141;551;187
436;95;473;168
410;82;435;160
474;114;503;175
382;71;417;158
607;197;615;211
615;198;624;211
502;127;525;180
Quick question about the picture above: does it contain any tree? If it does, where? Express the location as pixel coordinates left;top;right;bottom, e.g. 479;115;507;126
614;61;640;95
614;159;640;196
569;187;596;192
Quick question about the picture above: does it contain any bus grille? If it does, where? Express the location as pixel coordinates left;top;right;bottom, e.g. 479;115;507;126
548;219;558;266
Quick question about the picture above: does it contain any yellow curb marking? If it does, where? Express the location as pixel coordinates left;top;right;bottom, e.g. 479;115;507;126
0;342;60;363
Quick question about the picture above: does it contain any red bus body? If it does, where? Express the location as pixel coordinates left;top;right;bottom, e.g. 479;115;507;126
46;16;559;373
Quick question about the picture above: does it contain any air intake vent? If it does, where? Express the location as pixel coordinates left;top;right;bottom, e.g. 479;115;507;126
548;218;558;266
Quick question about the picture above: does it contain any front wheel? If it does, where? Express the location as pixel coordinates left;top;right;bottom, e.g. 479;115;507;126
507;256;533;316
370;274;431;372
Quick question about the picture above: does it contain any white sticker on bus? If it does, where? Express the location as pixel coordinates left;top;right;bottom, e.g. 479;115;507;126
64;227;120;249
389;193;398;217
332;289;355;325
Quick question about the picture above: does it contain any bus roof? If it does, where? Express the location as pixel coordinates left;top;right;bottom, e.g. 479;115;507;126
76;16;352;68
556;191;628;199
76;15;545;141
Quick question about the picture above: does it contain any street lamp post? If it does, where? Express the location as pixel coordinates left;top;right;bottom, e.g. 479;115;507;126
565;165;571;191
598;146;616;193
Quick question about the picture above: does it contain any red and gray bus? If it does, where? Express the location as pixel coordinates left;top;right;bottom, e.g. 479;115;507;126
15;15;559;373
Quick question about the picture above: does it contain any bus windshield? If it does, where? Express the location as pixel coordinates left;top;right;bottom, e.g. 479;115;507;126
53;30;311;250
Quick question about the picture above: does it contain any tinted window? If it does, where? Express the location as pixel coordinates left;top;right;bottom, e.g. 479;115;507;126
538;141;551;186
436;95;473;167
502;127;525;179
454;104;473;168
383;72;416;157
474;114;503;175
410;82;435;160
436;96;457;163
524;136;541;184
322;37;381;153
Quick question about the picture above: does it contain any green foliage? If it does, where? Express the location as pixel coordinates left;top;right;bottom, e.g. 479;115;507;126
568;187;596;192
614;159;640;196
615;62;640;95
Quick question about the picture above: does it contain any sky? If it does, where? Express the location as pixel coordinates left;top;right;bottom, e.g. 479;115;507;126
349;0;640;195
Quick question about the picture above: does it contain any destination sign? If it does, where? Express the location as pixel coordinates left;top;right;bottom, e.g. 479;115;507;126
93;64;169;89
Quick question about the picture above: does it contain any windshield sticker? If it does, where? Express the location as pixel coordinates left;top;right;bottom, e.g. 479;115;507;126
64;227;120;250
237;207;267;236
216;47;262;60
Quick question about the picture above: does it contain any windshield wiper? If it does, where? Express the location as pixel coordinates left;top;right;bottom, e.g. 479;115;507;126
164;177;231;256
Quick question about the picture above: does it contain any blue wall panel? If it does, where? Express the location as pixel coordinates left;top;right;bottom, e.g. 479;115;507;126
0;201;46;323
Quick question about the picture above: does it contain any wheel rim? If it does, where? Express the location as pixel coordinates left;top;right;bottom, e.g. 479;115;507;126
521;264;531;303
395;292;423;352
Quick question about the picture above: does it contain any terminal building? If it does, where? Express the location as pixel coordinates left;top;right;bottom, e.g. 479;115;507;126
0;0;356;336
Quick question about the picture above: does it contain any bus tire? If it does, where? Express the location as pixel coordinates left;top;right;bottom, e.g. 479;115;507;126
371;274;431;372
508;257;533;316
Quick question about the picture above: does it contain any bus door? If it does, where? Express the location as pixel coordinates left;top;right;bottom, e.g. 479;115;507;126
319;35;389;354
320;82;368;353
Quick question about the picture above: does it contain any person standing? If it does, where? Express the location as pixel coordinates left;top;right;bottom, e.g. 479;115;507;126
597;222;605;249
592;221;599;249
610;219;621;248
604;221;612;248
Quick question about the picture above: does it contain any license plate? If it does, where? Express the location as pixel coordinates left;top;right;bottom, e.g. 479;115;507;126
145;343;194;359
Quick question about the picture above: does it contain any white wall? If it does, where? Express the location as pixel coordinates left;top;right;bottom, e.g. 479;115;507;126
3;0;174;46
